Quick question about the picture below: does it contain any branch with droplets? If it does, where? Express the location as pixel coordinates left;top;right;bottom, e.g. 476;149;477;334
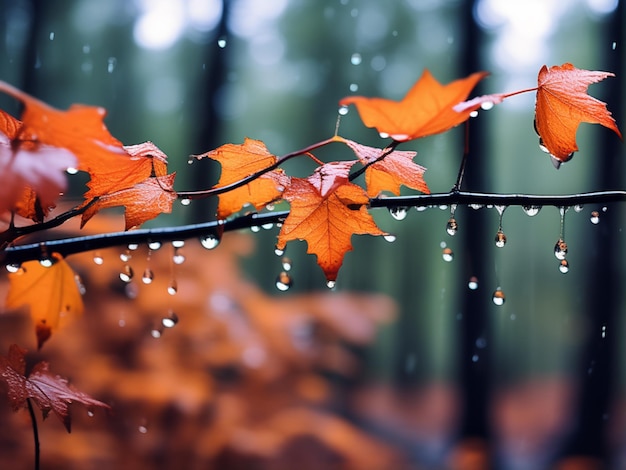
3;189;626;266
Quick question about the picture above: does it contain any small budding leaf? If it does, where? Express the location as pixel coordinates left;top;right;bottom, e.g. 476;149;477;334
0;344;110;432
534;63;622;164
339;69;488;141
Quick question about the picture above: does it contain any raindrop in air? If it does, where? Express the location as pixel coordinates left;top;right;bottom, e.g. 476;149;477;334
383;234;396;243
492;288;506;306
161;311;179;328
522;205;541;216
442;247;454;262
468;276;479;290
349;83;359;92
148;241;162;251
275;271;293;291
446;217;458;236
142;268;154;284
167;280;178;295
602;325;607;338
558;259;569;274
350;53;362;65
120;265;134;283
200;234;221;250
49;32;55;40
281;257;292;271
554;238;568;260
590;211;600;224
217;36;227;48
93;253;104;265
326;280;336;289
494;230;507;248
5;263;22;273
389;207;408;221
107;57;117;73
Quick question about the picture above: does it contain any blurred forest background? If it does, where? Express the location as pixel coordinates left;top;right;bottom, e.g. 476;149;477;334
0;0;625;468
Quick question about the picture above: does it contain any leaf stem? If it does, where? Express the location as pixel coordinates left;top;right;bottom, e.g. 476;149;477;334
27;398;40;470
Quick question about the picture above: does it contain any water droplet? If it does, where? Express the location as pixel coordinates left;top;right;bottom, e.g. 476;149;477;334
494;230;507;248
338;105;349;115
446;217;458;236
120;265;134;283
217;36;227;48
265;202;275;211
469;110;479;118
472;354;479;362
138;424;148;434
439;205;449;211
281;257;292;271
250;225;261;233
379;132;390;139
274;246;285;256
127;243;139;251
150;328;162;339
389;207;408;220
142;268;154;284
590;211;600;224
172;240;185;248
415;205;428;212
522;205;541;216
383;234;396;242
167;280;178;295
349;83;359;92
492;288;506;306
475;337;487;348
107;57;117;73
558;259;569;274
554;238;568;260
180;198;191;206
5;263;22;273
602;206;608;212
148;241;162;251
275;271;293;291
87;410;94;417
442;247;454;262
326;280;336;289
468;276;479;290
200;234;220;250
125;282;139;299
574;204;584;213
161;311;179;328
480;101;494;110
66;167;79;175
93;253;104;265
350;53;362;65
49;32;55;40
469;203;483;210
601;325;607;338
120;252;131;262
39;258;54;268
172;250;185;265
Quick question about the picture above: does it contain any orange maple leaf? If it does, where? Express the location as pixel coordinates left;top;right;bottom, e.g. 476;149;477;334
276;161;385;282
0;82;165;201
6;254;84;349
197;138;289;219
535;63;622;165
80;173;177;230
0;344;109;432
340;138;430;197
340;70;488;141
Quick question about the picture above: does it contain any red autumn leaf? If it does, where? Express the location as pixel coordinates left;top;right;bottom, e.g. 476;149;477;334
0;344;109;432
535;63;622;164
6;253;84;349
340;138;430;197
80;173;177;230
339;70;488;141
196;138;288;219
0;81;165;201
276;161;385;282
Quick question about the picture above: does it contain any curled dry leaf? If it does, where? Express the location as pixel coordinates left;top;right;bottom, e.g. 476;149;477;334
340;70;488;141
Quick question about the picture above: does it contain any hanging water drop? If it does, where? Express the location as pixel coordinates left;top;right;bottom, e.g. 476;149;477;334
200;234;221;250
383;234;396;242
468;276;479;290
590;211;600;224
574;204;584;213
5;263;22;273
93;253;104;265
39;258;54;268
442;247;454;262
161;311;179;328
128;243;139;251
494;230;507;248
446;217;458;236
120;265;134;283
338;105;349;115
167;280;178;295
180;198;191;206
350;53;362;65
148;241;162;251
66;167;79;175
142;268;154;284
250;225;261;233
522;205;541;216
558;259;569;274
469;203;483;210
274;246;285;256
217;36;227;48
326;280;336;289
150;328;162;339
172;250;185;265
275;271;293;291
492;288;506;306
172;240;185;248
389;207;408;221
554;238;568;260
281;257;292;271
120;251;131;262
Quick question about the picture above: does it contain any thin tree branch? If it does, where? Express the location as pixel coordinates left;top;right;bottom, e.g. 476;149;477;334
3;190;626;265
